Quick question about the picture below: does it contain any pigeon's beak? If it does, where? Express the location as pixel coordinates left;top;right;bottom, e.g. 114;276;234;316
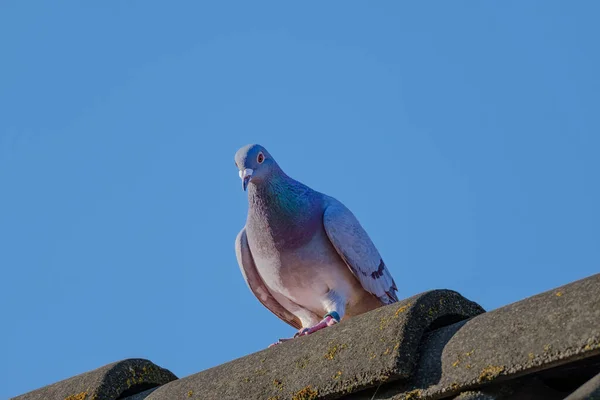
239;168;253;191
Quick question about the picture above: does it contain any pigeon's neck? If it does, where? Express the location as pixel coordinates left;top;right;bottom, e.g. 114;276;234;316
247;172;323;245
248;173;315;218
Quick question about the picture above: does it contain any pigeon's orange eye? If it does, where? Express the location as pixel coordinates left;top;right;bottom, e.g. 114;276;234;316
257;152;265;164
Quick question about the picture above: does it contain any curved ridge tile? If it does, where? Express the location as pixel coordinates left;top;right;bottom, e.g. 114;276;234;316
349;273;600;400
12;358;177;400
147;290;484;400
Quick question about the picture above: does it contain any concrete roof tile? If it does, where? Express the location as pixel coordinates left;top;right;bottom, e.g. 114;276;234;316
11;359;176;400
145;290;483;400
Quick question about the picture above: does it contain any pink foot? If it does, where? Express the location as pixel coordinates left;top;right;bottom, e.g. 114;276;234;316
267;312;341;348
295;315;338;337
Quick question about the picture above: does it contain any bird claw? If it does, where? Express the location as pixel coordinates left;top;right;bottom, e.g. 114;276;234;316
294;328;310;338
298;315;338;336
268;315;339;348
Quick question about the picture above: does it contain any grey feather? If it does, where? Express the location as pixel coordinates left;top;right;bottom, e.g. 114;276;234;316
322;197;398;304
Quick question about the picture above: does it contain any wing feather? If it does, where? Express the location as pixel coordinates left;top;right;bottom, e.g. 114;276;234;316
322;199;398;304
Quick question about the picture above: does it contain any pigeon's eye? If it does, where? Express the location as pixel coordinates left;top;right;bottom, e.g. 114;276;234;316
257;152;265;164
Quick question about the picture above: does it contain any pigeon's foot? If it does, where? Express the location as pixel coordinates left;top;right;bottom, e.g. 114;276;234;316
295;316;336;336
296;311;341;337
267;312;341;348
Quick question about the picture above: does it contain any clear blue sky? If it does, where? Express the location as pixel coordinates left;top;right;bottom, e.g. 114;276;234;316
1;2;598;398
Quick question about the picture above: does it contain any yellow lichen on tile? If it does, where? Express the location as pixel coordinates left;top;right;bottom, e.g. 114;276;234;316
478;365;505;382
556;291;563;297
187;390;193;397
394;304;410;317
403;388;422;399
380;317;389;330
452;349;475;367
324;342;347;360
65;392;87;400
291;386;318;400
273;379;283;391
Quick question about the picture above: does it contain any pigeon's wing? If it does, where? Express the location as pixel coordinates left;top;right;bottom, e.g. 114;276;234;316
323;199;398;304
235;228;302;329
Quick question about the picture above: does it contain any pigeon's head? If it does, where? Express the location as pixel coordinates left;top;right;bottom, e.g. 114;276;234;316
234;144;278;191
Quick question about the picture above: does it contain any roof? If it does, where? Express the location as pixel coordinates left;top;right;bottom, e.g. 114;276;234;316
11;359;176;400
12;273;600;400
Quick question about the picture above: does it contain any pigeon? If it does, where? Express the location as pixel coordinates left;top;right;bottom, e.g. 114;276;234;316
234;144;398;345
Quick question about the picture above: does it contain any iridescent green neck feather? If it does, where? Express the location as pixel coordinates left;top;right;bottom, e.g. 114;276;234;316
247;170;323;249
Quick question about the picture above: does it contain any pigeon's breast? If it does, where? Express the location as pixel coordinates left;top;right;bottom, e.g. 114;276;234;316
245;211;323;294
247;221;360;315
246;206;323;253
